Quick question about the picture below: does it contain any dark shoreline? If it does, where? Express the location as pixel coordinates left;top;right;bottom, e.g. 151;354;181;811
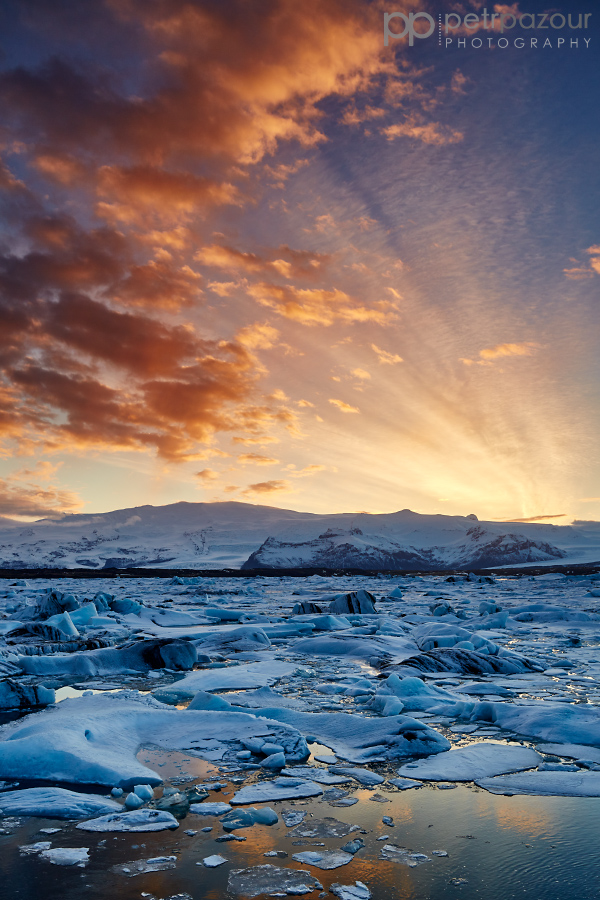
0;561;599;579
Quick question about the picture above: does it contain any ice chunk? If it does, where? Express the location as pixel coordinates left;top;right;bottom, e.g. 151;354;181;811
189;802;232;816
111;855;177;876
19;638;197;676
290;817;359;839
39;847;89;866
396;743;541;782
477;771;600;796
281;809;306;827
378;844;430;867
227;864;321;897
328;590;376;615
281;767;350;785
328;767;384;786
202;854;227;867
77;809;179;832
0;787;121;819
237;708;450;763
292;850;353;869
331;882;371;900
388;778;421;790
231;778;323;804
0;692;308;787
0;681;55;710
153;661;294;704
536;743;600;764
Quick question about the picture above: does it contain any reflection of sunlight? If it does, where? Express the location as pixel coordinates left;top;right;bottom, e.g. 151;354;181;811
492;799;556;836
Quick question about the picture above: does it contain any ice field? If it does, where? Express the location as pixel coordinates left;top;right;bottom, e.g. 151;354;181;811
1;570;600;899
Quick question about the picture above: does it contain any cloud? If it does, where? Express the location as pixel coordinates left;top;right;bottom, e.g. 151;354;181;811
351;368;371;380
248;282;396;326
564;244;600;279
382;118;463;146
237;453;280;465
371;343;403;365
196;468;220;481
236;323;280;350
329;398;360;413
461;342;541;365
242;479;291;495
497;514;566;522
195;243;329;280
0;476;83;518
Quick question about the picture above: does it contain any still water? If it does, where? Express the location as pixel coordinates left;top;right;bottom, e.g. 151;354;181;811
1;762;599;900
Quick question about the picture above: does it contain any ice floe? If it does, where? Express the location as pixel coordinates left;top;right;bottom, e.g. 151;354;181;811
396;742;541;781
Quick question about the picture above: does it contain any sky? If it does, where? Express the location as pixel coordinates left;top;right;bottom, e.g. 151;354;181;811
0;0;598;523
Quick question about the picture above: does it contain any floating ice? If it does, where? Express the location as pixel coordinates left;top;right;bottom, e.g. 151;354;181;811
0;692;308;787
477;771;600;796
330;882;371;900
231;778;323;804
153;661;294;704
77;809;179;832
227;864;322;897
0;787;121;819
378;844;430;867
111;855;177;876
202;854;227;867
39;847;90;867
189;802;232;816
396;743;541;781
292;850;353;869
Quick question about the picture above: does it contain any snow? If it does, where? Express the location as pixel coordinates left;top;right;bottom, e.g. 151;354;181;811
2;500;596;570
395;742;541;781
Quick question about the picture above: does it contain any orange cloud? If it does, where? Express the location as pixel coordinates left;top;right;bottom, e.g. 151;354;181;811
248;282;396;326
329;398;360;413
242;479;291;495
371;343;403;364
383;119;463;146
238;453;280;465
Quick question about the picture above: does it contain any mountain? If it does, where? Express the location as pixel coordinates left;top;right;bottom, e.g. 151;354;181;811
0;501;599;571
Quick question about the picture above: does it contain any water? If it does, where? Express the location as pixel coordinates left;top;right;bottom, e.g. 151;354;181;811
1;779;599;899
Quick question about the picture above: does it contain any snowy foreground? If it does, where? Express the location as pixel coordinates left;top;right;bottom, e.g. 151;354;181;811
1;571;600;898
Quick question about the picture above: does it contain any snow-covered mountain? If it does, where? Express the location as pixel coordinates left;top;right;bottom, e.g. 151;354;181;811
0;501;599;571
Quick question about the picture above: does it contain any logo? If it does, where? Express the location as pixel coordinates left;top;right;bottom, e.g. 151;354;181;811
384;12;435;46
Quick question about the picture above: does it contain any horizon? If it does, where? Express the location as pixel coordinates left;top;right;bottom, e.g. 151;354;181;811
0;0;598;525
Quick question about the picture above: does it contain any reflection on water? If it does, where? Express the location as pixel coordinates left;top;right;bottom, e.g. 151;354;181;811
1;779;599;900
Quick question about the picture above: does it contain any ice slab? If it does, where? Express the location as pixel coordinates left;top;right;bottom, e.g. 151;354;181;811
231;777;323;804
238;708;450;763
378;844;430;867
189;802;231;816
330;882;371;900
396;742;541;781
292;850;353;870
290;817;359;839
0;787;121;819
227;864;322;897
0;692;308;787
281;767;350;784
111;855;177;876
536;743;600;764
477;771;600;796
153;661;294;704
77;809;179;832
39;847;89;866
